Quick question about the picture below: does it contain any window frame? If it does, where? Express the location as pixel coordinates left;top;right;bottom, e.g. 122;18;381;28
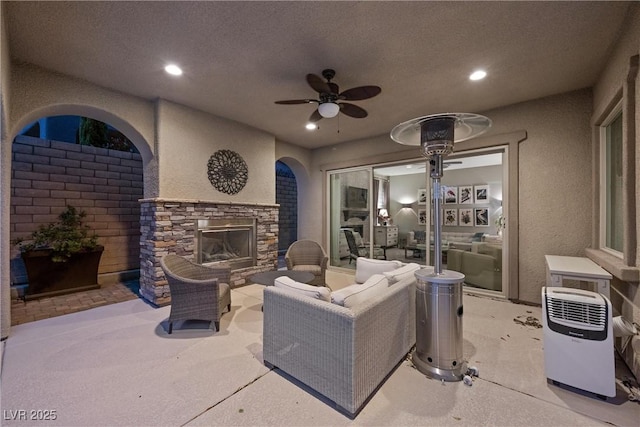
598;99;624;259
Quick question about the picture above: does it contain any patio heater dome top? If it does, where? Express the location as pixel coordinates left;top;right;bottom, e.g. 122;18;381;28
390;112;491;148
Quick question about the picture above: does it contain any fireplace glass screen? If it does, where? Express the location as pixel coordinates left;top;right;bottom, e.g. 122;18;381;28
196;219;256;269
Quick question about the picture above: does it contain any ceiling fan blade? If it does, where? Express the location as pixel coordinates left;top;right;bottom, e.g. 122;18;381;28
306;74;331;94
339;85;381;101
309;109;323;123
274;99;316;105
339;103;368;119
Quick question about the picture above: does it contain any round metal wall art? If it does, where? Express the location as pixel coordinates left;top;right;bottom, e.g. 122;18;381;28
207;149;248;195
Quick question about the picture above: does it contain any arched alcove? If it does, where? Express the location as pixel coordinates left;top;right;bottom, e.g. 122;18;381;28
7;107;151;303
275;160;297;255
276;156;312;239
11;104;152;164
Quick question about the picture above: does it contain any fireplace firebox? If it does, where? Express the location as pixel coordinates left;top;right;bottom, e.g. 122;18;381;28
196;218;257;270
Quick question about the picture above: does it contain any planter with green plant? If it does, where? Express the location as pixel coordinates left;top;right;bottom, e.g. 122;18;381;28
13;205;104;299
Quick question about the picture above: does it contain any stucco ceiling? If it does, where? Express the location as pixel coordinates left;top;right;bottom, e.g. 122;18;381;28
4;1;632;149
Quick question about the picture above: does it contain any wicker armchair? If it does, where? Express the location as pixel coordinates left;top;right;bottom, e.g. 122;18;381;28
160;254;231;334
284;240;328;287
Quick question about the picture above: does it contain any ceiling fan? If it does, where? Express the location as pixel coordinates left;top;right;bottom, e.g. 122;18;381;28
275;69;381;122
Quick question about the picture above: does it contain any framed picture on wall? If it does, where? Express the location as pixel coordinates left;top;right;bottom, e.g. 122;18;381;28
418;208;427;225
444;186;457;204
417;189;427;205
459;185;473;204
474;185;489;204
444;208;457;226
459;208;473;226
474;208;489;226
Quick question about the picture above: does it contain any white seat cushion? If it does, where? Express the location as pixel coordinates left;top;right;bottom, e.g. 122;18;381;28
274;276;331;301
291;265;322;274
355;257;403;284
331;274;389;308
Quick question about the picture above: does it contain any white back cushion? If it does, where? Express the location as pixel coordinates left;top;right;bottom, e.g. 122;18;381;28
384;263;421;284
274;276;331;302
355;257;403;284
331;274;389;308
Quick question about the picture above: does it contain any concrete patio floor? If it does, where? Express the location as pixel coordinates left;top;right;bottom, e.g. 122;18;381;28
1;270;638;426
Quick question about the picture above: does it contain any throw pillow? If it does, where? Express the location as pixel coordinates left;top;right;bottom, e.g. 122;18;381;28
274;276;331;302
384;262;421;284
355;257;403;283
331;274;389;308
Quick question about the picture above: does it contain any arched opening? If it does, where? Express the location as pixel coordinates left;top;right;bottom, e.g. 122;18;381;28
8;111;149;325
19;115;140;153
276;160;298;264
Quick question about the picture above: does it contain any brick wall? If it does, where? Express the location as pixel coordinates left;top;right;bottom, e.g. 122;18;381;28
10;135;143;283
276;161;297;253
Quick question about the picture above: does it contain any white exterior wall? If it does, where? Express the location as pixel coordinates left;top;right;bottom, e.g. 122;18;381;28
591;3;640;381
156;100;275;203
1;2;13;339
311;89;593;305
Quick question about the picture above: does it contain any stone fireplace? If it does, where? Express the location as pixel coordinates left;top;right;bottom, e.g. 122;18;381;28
139;198;278;306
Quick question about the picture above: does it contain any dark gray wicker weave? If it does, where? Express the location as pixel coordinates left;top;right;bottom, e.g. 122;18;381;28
284;240;328;287
160;254;231;334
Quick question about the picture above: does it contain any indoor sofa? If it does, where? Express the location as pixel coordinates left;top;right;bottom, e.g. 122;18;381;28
406;230;482;252
262;258;420;417
447;243;502;291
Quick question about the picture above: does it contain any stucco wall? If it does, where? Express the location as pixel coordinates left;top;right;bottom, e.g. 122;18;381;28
156;100;276;203
593;3;640;123
485;91;593;303
8;62;158;198
591;2;640;381
310;89;593;305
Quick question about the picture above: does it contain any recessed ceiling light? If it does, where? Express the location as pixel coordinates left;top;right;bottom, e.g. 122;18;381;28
165;64;183;76
469;70;487;81
305;123;317;130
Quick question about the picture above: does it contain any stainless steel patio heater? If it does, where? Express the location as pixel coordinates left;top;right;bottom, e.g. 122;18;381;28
391;113;491;381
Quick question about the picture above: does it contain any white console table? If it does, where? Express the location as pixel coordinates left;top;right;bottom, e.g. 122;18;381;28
544;255;612;299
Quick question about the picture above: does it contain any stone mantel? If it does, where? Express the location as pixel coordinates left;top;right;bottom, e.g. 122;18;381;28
138;199;279;306
139;197;279;209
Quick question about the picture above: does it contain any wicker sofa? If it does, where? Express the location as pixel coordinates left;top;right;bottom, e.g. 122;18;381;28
262;258;419;417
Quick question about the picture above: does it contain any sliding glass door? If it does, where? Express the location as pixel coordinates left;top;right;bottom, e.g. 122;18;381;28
327;147;508;297
328;168;372;270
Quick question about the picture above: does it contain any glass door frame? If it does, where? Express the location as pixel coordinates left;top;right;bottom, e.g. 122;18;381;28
326;166;375;272
325;146;510;299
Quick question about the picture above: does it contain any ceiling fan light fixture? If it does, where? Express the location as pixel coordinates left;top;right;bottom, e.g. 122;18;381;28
318;102;340;118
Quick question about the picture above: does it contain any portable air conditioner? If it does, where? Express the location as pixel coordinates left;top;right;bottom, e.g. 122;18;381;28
542;287;615;398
